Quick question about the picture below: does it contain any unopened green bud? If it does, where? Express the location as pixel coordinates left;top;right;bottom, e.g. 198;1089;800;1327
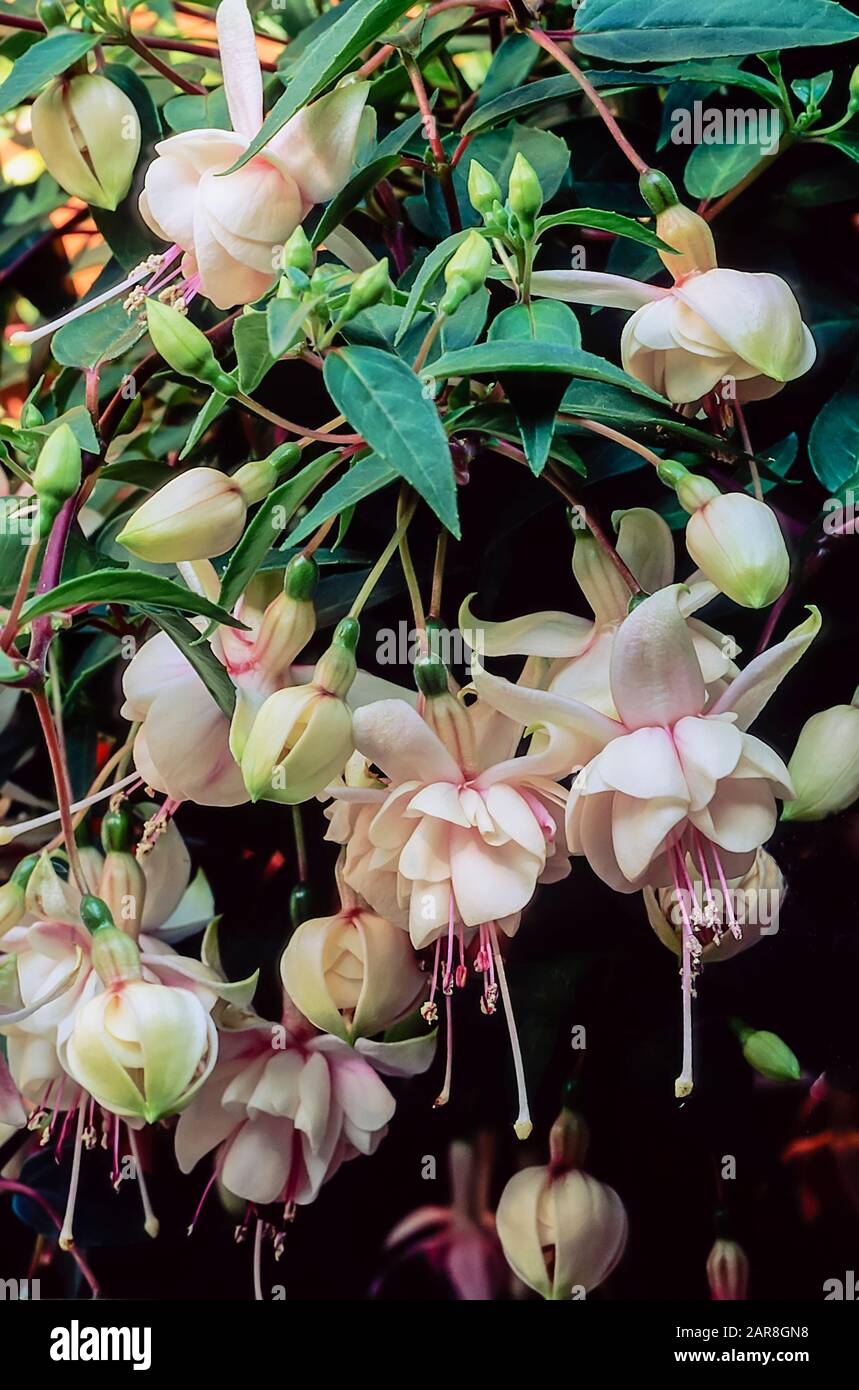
314;616;359;697
657;460;721;513
508;152;543;237
282;226;314;274
145;299;238;397
414;650;449;698
440;231;492;315
21;401;44;429
848;65;859;113
467;159;503;218
101;807;134;854
283;552;319;601
341;259;391;320
232;456;280;505
735;1022;800;1082
37;0;67;28
89;921;144;987
0;854;38;936
33;425;81;537
639;168;680;215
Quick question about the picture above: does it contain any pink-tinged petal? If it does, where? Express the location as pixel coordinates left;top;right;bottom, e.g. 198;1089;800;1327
141;686;248;806
222;1114;292;1203
611;792;687;883
710;607;821;731
673;715;743;811
530;270;669;311
408;879;450;947
151;127;247;174
459;593;594;658
268;85;370;205
174;1078;240;1172
140;819;191;931
326;1047;395;1132
733;733;793;799
610;585;705;731
192;198;272;309
121;630;196;720
399;816;453;883
368;781;422;849
0;1050;26;1128
484;784;545;858
408;782;470;828
585;726;687;800
446;1227;497;1301
295;1051;331;1150
697;777;777;853
450;827;540;926
198;161;302;270
627;295;679;350
216;0;263;138
615;507;675;596
675;269;816;383
139;154;200;248
353;700;461;783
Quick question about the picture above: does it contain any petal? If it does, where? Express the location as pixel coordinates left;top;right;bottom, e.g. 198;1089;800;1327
585;726;687;800
458;593;594;658
353;700;461;782
615;507;674;596
710;607;821;731
140;153;200;249
268;84;369;205
449;826;540;926
673;715;743;811
495;1166;552;1298
697;777;777;853
216;0;263;138
610;585;705;730
471;656;620;771
222;1114;291;1203
530;270;670;311
612;792;687;882
675;269;816;383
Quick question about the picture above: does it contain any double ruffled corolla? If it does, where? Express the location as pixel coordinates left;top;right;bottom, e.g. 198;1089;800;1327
529;206;815;405
139;0;370;308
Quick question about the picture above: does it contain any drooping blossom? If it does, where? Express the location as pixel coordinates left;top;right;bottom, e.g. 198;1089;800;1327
473;588;820;1096
327;666;572;1136
138;0;370;309
706;1237;750;1300
528;204;815;405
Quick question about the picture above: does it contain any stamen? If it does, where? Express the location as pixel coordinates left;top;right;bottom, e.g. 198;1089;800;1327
253;1218;265;1302
59;1094;87;1250
488;922;531;1139
10;255;168;347
433;991;453;1109
671;845;695;1100
420;937;441;1025
708;840;741;939
188;1169;218;1236
0;770;140;845
127;1126;159;1238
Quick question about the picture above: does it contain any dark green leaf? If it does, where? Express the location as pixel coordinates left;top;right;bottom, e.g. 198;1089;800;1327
488;301;582;475
574;0;859;62
463;74;577;136
139;609;236;718
809;370;859;491
423;342;668;406
536;207;677;254
288;452;397;545
21;572;244;628
0;30;99;116
324;346;459;535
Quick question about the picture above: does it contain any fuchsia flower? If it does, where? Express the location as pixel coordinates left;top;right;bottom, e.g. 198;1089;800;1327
476;588;820;1096
327;674;572;1136
138;0;370;309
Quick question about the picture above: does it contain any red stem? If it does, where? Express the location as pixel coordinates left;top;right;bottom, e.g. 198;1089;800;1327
0;1180;101;1297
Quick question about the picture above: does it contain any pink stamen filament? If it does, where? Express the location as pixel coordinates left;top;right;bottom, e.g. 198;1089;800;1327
708;841;741;939
433;992;454;1109
188;1168;218;1235
488;922;532;1139
671;845;696;1100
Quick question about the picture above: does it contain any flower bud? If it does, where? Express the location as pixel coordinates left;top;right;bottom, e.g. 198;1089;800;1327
659;459;721;512
33;425;81;538
638;168;679;215
81;894;144;987
145;299;238;396
416;652;477;771
440;231;492;316
684;491;789;609
65;978;216;1122
0;855;38;937
98;809;146;942
467;159;503;219
496;1166;628;1300
706;1236;750;1300
37;0;68;29
507;152;543;238
340;259;391;320
848;64;859;114
782;694;859;822
32;74;141;211
280;904;425;1042
240;620;358;804
281;225;314;274
655;202;717;278
116;467;249;562
735;1023;800;1082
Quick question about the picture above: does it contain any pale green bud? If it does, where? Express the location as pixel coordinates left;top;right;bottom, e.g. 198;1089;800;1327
32;74;140;211
467;159;503;218
281;226;314;274
33;425;81;538
340;259;391;320
782;694;859;822
440;231;492;315
685;492;789;609
507;152;543;237
145;299;238;397
737;1024;800;1082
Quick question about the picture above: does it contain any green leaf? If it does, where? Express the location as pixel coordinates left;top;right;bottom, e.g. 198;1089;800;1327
51;298;147;370
0;29;99;116
536;207;678;254
139;609;236;718
423;341;668;405
178;390;231;461
0;649;29;684
233;310;276;393
226;0;413;172
312;106;428;247
791;71;833;106
476;32;540;107
64;631;122;704
809;370;859;491
824;132;859;164
574;0;859;62
31;406;100;455
20;571;244;629
683;114;782;199
216;452;337;614
324;346;459;535
267;297;316;357
462;74;577;136
288;452;398;546
487;302;582;475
